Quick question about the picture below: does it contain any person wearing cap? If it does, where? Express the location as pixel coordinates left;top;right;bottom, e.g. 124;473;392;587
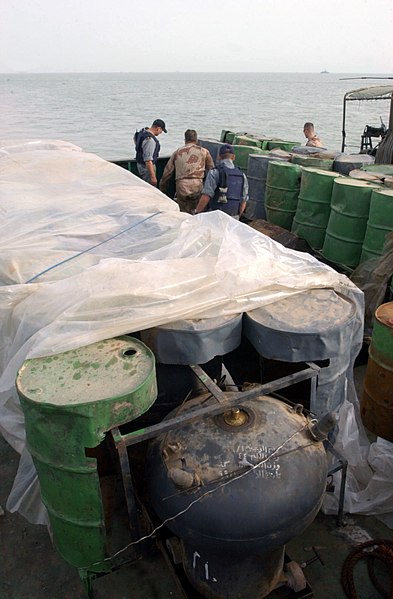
134;119;167;186
159;129;214;215
194;143;248;219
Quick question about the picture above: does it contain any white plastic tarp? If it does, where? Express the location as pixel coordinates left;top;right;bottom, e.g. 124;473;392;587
0;141;392;527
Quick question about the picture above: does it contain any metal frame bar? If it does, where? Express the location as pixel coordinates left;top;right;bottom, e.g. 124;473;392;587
119;362;320;448
111;426;141;546
325;442;348;527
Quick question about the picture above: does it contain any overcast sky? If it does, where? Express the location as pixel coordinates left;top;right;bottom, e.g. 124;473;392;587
1;0;392;73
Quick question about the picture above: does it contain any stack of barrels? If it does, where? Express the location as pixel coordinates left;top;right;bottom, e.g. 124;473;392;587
218;130;393;274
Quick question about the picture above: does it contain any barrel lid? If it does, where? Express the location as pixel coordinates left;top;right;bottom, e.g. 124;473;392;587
269;160;300;169
269;149;292;159
374;188;393;197
334;177;377;188
301;167;338;178
248;153;270;160
349;169;384;183
247;289;355;333
375;302;393;328
16;336;155;406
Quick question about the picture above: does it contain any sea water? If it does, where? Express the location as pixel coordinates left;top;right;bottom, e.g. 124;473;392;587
0;72;391;160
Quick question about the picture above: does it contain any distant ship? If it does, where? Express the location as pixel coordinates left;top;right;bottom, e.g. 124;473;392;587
320;69;329;74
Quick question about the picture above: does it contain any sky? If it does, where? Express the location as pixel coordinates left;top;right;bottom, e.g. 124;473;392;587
0;0;392;74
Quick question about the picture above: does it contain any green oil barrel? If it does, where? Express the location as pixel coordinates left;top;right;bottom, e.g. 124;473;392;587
322;178;377;269
360;189;393;263
361;302;393;442
244;154;288;220
266;140;300;152
291;168;339;249
16;336;157;573
220;130;232;142
291;155;334;171
233;134;262;148
232;144;267;172
362;164;393;176
265;161;302;230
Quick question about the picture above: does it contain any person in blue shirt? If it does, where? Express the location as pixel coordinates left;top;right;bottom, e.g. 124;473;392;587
194;144;248;219
134;119;167;186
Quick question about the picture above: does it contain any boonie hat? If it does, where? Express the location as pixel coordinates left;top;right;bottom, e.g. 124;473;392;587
153;119;167;133
219;143;235;156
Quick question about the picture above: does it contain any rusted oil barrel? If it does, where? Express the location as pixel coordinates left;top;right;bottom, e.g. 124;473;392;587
16;336;157;572
361;302;393;442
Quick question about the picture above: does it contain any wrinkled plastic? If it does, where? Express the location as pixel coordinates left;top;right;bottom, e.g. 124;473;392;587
322;376;393;527
350;233;393;339
0;141;390;527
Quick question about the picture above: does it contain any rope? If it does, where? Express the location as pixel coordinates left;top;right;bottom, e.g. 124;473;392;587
341;539;393;599
25;211;163;283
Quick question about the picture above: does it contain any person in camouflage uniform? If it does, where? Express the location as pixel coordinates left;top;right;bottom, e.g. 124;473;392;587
159;129;214;214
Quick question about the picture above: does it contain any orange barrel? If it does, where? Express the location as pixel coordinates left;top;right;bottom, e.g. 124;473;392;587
361;302;393;442
360;189;393;263
321;178;377;269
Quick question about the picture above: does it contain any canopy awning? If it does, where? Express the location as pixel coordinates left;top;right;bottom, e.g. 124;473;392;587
344;85;393;101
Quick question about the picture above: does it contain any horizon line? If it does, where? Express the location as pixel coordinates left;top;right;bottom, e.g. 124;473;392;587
1;70;392;76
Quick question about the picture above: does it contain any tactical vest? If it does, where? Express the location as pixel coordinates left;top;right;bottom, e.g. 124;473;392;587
209;163;244;216
134;128;160;165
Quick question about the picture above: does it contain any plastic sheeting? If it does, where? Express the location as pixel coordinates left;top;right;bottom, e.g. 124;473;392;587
0;140;391;527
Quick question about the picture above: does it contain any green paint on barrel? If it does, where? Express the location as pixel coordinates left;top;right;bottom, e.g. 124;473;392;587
266;140;300;152
362;164;393;176
361;302;393;442
265;161;302;230
291;168;340;249
220;130;236;144
322;178;378;269
291;155;334;171
16;336;157;573
233;134;262;148
231;144;267;172
360;188;393;263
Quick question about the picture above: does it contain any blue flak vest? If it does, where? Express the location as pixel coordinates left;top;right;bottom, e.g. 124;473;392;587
134;128;160;165
209;163;244;216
